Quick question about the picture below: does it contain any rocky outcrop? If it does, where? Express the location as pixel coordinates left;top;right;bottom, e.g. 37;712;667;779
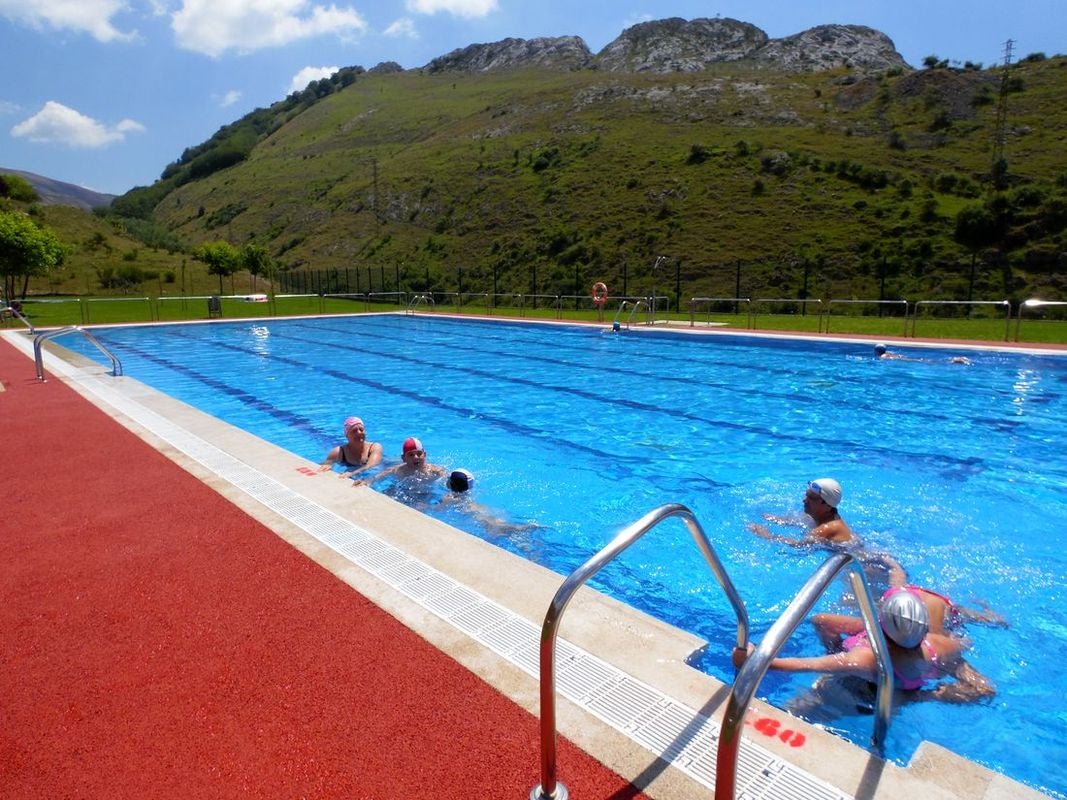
369;61;404;75
424;36;592;73
420;17;910;77
750;25;908;72
595;17;768;72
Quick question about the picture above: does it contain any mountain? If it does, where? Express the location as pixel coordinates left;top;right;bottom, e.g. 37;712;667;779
424;18;908;75
98;18;1064;305
0;167;115;211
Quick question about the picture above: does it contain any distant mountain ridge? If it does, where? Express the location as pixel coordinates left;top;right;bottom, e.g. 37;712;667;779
0;167;115;211
426;17;908;74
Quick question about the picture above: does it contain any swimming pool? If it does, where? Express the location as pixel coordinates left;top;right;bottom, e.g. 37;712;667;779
68;314;1066;798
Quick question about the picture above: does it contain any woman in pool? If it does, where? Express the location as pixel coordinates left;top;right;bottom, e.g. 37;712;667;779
319;416;383;477
733;588;996;703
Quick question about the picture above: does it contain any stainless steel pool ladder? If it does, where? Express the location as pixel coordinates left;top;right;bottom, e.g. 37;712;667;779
406;294;435;313
715;551;893;800
33;326;123;382
530;503;749;800
612;298;651;330
530;507;893;800
2;305;36;334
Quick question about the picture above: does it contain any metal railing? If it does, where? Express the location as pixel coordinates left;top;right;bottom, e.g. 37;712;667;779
33;326;123;382
1014;298;1067;342
406;293;435;313
909;299;1011;340
531;503;749;800
752;298;826;332
826;299;909;336
612;298;652;330
689;297;752;328
715;551;893;800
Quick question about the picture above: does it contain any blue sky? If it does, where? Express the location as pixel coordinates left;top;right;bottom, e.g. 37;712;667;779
1;0;1063;196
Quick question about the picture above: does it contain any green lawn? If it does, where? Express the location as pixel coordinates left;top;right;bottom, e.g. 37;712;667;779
4;293;1065;345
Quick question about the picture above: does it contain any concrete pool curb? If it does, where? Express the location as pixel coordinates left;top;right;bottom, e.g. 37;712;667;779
4;327;1051;800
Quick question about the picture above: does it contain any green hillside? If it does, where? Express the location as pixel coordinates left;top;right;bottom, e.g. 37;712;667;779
131;57;1065;305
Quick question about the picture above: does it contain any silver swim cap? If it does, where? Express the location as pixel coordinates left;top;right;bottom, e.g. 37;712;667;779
879;590;929;648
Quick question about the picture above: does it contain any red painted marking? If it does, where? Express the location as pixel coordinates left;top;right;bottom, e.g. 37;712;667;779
749;715;807;748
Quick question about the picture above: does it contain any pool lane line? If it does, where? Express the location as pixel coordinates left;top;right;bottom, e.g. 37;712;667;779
311;314;1064;412
294;317;1049;436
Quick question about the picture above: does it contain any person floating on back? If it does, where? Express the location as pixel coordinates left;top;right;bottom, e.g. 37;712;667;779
439;468;541;536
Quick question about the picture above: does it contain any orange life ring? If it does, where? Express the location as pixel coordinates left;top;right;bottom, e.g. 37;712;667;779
591;282;609;306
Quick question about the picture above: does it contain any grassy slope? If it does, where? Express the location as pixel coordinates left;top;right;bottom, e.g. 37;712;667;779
150;58;1066;304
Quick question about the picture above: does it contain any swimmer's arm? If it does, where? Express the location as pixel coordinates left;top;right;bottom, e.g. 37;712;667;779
921;661;995;703
732;644;874;678
761;512;807;527
354;464;396;487
318;446;342;472
955;603;1008;628
747;522;810;548
811;613;865;650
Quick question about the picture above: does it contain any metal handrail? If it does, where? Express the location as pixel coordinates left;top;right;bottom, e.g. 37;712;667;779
689;297;752;328
910;299;1011;340
2;305;36;334
531;503;749;800
1014;298;1067;342
406;294;435;313
612;298;651;330
825;299;909;337
33;326;123;382
752;298;826;332
715;551;893;800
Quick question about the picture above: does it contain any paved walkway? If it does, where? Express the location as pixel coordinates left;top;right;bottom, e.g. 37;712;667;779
0;336;647;799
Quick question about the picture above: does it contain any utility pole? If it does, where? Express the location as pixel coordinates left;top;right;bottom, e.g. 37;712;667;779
990;39;1014;192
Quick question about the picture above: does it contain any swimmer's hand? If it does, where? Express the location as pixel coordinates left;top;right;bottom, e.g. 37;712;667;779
732;643;755;669
317;463;334;473
748;522;773;539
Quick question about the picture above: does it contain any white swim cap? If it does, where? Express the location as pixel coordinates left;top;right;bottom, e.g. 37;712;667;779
808;478;842;508
879;590;929;648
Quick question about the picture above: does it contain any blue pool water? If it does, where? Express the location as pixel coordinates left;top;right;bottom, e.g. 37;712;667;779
69;315;1066;797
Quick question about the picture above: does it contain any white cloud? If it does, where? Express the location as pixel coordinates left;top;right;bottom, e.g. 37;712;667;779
0;0;135;42
288;66;338;94
0;100;22;116
172;0;368;57
11;101;145;148
405;0;498;18
384;17;417;38
217;89;243;107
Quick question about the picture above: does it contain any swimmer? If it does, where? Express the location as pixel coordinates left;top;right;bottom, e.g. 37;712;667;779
319;416;383;477
733;588;995;703
438;469;541;535
358;436;447;488
748;478;857;547
875;343;971;365
879;575;1006;632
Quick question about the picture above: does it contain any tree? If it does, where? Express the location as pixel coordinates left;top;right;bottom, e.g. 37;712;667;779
0;173;40;203
192;240;240;294
241;243;272;291
0;209;65;301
